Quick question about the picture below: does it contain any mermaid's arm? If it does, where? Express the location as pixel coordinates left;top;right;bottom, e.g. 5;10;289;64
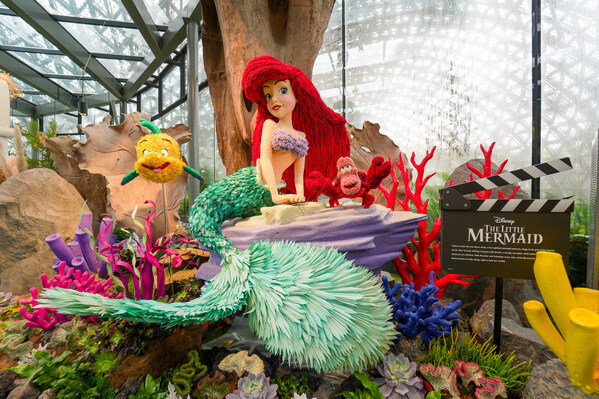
294;155;306;200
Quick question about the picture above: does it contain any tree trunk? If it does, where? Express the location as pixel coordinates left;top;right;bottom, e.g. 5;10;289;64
201;0;335;174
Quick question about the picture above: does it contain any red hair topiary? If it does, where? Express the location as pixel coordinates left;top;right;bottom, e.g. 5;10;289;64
242;56;350;193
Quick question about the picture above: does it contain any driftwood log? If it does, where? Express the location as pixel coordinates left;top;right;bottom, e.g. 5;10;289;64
348;121;410;206
201;0;335;174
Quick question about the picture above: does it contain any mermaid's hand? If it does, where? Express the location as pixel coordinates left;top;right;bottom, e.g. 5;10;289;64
272;194;306;204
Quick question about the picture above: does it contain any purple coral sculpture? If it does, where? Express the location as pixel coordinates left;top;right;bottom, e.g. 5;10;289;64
45;212;117;278
382;271;461;344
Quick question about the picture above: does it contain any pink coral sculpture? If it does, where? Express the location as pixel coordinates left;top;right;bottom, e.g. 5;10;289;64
20;261;123;330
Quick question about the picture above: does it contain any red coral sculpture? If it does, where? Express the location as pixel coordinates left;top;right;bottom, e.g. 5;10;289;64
379;147;473;297
20;261;123;330
456;142;520;199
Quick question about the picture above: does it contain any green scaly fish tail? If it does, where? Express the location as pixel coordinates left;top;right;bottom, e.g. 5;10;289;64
188;166;273;255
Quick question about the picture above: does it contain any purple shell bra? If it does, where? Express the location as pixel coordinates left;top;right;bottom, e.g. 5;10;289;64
270;128;309;158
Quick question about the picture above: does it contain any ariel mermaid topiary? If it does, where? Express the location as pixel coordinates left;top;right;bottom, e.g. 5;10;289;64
39;56;396;373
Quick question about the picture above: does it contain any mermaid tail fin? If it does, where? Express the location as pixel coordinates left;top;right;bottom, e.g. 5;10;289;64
244;240;396;372
38;250;252;328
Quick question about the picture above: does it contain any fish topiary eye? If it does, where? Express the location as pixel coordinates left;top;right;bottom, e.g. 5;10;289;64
143;149;148;156
161;149;168;157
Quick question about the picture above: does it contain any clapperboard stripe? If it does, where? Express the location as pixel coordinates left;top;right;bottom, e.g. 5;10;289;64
469;199;574;212
452;158;572;196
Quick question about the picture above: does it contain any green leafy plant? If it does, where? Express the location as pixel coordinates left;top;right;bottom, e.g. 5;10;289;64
273;373;310;399
128;374;167;399
18;119;59;171
71;318;168;357
335;372;384;399
423;328;530;392
12;350;117;398
173;278;204;302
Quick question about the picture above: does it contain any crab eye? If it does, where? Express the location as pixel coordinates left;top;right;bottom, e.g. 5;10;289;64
143;149;148;156
161;149;168;157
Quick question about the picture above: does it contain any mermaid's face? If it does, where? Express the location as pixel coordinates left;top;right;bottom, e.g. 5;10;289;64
262;79;296;120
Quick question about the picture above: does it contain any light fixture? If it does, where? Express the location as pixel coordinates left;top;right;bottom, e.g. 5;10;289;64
78;97;88;116
78;79;87;116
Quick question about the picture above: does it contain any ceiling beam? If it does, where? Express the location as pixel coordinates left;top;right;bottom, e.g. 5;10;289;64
0;50;76;116
2;0;124;99
36;92;119;117
10;97;36;117
0;8;168;31
122;0;161;56
0;45;145;62
122;0;202;100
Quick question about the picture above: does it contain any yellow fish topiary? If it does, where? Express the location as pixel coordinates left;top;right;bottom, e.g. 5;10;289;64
122;119;203;185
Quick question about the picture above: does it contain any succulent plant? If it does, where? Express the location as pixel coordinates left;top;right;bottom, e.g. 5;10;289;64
227;373;278;399
376;354;424;399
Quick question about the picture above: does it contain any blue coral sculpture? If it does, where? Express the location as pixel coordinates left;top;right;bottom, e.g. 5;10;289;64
382;271;461;344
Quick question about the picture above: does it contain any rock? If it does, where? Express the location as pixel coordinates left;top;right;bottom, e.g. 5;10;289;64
391;338;429;364
196;202;426;280
0;168;89;295
314;378;343;399
522;359;599;399
0;370;17;398
37;389;56;399
471;300;556;368
444;277;542;328
114;375;146;399
471;299;522;331
6;384;40;399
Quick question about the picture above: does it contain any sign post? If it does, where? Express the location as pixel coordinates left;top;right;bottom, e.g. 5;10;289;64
440;158;574;349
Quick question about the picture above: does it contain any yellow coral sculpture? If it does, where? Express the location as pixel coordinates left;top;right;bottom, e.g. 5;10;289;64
524;251;599;393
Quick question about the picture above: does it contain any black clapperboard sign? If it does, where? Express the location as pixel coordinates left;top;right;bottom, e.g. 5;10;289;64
440;158;574;280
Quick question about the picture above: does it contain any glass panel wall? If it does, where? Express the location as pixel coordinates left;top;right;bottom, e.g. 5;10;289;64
341;0;532;181
541;0;599;207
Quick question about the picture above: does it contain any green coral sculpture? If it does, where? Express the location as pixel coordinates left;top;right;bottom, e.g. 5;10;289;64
194;371;230;399
173;350;208;395
0;320;35;359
